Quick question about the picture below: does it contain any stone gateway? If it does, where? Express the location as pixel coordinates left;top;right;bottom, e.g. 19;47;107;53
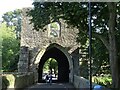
18;8;81;83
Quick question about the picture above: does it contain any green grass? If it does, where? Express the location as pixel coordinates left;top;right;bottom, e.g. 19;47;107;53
92;76;112;88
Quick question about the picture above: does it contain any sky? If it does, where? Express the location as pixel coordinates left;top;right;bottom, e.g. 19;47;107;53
0;0;33;21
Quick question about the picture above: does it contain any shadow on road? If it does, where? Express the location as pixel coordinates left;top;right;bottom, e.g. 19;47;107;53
24;83;76;90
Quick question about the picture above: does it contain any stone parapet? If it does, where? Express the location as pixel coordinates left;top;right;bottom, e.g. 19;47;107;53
73;75;97;89
2;72;35;89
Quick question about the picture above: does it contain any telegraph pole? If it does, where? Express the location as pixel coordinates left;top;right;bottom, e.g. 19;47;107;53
88;0;92;90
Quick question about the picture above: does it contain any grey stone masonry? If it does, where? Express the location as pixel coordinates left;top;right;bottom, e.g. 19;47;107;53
18;8;81;77
18;46;29;72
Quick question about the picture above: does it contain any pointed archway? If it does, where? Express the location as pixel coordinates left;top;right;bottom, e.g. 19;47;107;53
38;47;70;83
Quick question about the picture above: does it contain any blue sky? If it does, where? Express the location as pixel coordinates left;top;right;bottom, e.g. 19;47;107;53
0;0;33;21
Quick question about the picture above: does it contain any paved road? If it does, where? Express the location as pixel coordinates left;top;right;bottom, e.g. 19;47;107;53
25;83;76;90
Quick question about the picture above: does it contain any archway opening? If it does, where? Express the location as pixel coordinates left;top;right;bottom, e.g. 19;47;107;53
42;58;58;81
38;47;69;83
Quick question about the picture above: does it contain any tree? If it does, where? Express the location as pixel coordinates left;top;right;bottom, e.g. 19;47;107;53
49;58;58;75
2;9;22;39
28;2;120;88
43;58;58;75
1;9;21;71
1;23;20;71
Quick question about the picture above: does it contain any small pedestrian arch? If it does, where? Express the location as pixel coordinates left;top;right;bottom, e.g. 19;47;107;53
33;43;73;83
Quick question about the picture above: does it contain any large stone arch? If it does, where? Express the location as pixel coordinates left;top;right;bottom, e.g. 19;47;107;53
18;8;81;84
33;43;73;83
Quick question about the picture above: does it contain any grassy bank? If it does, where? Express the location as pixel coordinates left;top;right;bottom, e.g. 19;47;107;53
92;76;112;88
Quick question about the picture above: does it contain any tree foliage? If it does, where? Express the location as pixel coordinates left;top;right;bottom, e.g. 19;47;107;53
1;9;21;71
1;23;20;71
43;58;58;74
2;9;22;39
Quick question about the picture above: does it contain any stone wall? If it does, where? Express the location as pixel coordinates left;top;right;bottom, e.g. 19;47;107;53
20;8;79;49
18;46;29;72
18;8;80;78
73;75;90;89
2;72;34;90
73;75;96;89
